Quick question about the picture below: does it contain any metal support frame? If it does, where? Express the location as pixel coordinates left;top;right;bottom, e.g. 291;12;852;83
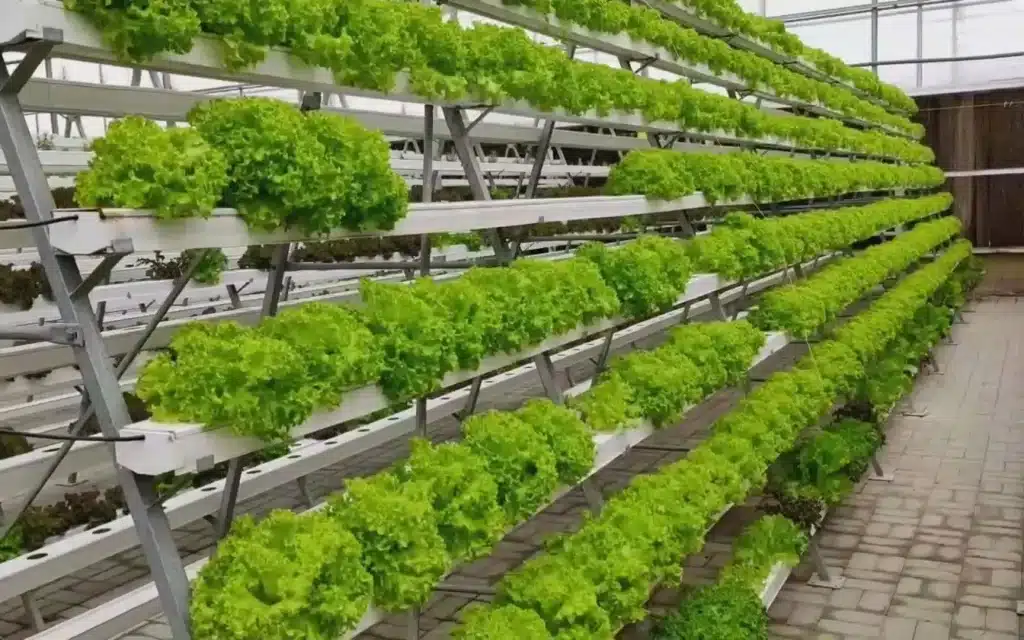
707;291;728;322
285;257;496;272
296;476;314;508
0;247;212;541
807;540;846;589
0;44;194;639
442;105;518;264
678;212;696;238
869;453;895;482
0;323;82;345
581;479;604;512
594;329;616;373
870;0;880;76
457;376;483;421
533;352;563;403
225;283;244;309
522;38;572;199
730;282;750;320
21;591;44;632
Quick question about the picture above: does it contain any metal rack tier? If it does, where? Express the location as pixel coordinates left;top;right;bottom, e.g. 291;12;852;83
3;0;908;161
23;329;789;640
447;0;912;138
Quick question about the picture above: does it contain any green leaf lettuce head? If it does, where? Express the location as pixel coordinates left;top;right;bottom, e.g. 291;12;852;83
327;473;450;611
75;116;228;219
718;515;808;591
655;581;769;640
463;410;560;523
395;440;506;563
135;321;318;443
454;604;553;640
257;302;383;407
187;97;407;234
189;510;371;640
65;0;201;61
515;399;596;485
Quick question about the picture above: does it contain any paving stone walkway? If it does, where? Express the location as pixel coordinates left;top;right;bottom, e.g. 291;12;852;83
768;297;1024;640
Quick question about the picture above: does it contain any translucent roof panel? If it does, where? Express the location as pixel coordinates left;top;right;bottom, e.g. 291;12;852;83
738;0;1024;96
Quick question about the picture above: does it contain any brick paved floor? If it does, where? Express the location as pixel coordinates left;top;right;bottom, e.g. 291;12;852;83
767;297;1024;640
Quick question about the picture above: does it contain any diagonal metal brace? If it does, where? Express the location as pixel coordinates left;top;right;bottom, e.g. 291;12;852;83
71;253;125;299
466;106;495;132
1;35;61;94
631;55;658;74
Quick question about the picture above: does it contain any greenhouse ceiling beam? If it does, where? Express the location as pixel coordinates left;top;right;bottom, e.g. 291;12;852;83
772;0;1005;23
850;50;1024;67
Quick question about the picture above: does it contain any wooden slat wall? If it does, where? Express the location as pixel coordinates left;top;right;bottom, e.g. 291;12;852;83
917;89;1024;247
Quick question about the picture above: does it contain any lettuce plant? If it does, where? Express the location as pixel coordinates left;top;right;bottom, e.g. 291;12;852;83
607;150;944;202
396;440;506;562
136;322;318;442
190;510;371;639
75;116;228;219
455;604;553;639
327;473;450;610
463;411;559;523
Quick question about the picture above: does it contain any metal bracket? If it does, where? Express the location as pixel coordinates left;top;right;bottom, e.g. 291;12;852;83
631;55;658;74
900;396;929;418
71;253;126;299
21;591;44;632
707;291;728;322
807;541;845;590
466;106;495;133
296;476;314;509
2;36;59;94
581;478;604;512
0;322;83;346
632;444;691;454
405;609;420;640
868;453;894;482
533;352;563;404
594;329;616;374
415;397;428;437
456;376;483;421
225;284;244;309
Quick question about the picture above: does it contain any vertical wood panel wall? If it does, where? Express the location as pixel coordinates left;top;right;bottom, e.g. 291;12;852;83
917;89;1024;247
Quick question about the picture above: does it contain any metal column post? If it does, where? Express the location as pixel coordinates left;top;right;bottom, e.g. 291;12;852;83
457;376;483;421
216;230;291;540
870;0;880;75
0;44;192;639
708;292;728;322
443;106;517;264
807;539;846;589
951;1;961;84
915;0;925;88
869;453;895;482
533;352;563;403
415;104;436;439
526;45;575;199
